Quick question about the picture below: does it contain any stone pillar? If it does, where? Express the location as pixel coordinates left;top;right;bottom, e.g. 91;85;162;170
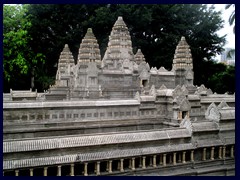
231;145;234;158
128;159;132;169
149;156;153;166
44;167;48;176
202;148;206;161
57;165;61;176
70;163;74;176
142;156;146;169
159;154;163;165
178;153;182;163
163;154;167;166
131;158;135;170
223;146;226;159
139;157;142;168
108;161;112;173
120;159;124;172
153;155;157;167
191;150;194;162
96;161;100;175
84;163;88;176
182;151;186;163
211;147;215;160
30;168;33;176
173;153;177;165
218;146;222;159
15;170;19;176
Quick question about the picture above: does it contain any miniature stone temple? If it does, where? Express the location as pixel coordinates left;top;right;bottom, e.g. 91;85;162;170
3;16;235;176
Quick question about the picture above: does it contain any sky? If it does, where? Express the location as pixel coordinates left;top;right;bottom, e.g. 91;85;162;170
211;4;235;61
213;4;235;49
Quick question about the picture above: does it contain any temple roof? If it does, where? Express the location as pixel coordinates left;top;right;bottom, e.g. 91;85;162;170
58;44;75;64
3;128;191;153
78;28;101;63
3;99;140;109
195;139;223;148
172;36;193;70
219;108;235;120
191;121;219;132
4;143;194;170
103;16;134;63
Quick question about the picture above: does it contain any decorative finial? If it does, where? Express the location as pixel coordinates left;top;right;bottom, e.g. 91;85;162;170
87;28;93;33
64;44;68;48
118;16;123;21
181;36;186;41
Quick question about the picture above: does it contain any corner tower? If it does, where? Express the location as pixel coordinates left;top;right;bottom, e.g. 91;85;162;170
55;44;75;87
74;28;101;90
173;36;194;87
102;16;134;70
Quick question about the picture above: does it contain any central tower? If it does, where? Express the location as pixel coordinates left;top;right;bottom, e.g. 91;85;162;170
102;16;134;70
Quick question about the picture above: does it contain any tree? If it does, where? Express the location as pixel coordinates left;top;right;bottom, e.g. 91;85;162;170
3;5;45;92
208;65;235;94
225;4;235;59
225;4;235;34
226;48;235;59
13;4;229;92
26;4;107;91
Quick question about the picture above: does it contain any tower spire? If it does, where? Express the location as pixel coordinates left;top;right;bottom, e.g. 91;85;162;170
102;16;134;69
54;44;75;87
78;28;101;64
172;36;194;87
172;36;193;71
58;44;74;65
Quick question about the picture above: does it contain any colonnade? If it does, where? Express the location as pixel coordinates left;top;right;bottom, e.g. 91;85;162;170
201;145;234;161
3;145;234;176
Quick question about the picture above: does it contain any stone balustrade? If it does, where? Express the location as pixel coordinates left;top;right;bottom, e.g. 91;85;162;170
3;145;234;176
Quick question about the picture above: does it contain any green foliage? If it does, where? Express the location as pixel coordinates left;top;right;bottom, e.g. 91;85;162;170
208;65;235;94
4;5;29;81
226;49;235;59
26;4;225;66
225;4;235;34
3;5;45;90
35;73;55;90
225;4;235;60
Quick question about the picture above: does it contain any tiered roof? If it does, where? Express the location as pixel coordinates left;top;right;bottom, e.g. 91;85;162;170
57;44;75;76
103;16;134;62
78;28;101;63
59;44;74;64
172;36;193;70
